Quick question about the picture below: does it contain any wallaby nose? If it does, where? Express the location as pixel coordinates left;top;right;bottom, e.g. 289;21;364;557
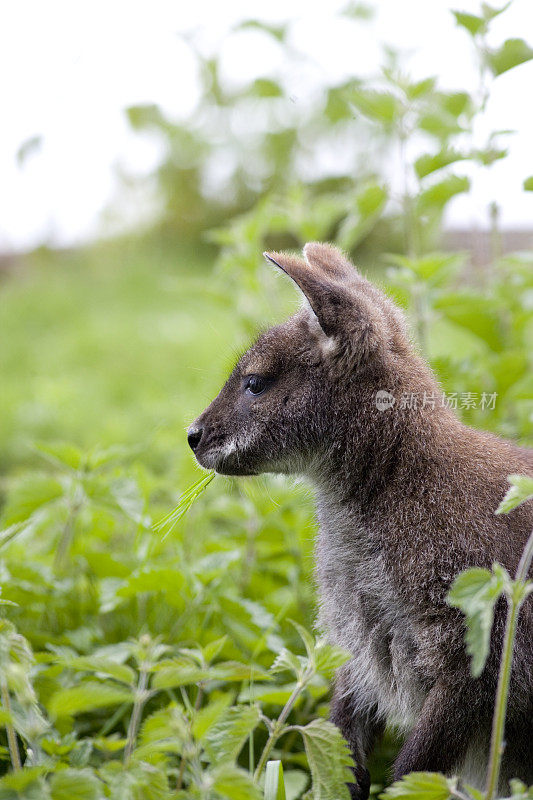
187;427;203;452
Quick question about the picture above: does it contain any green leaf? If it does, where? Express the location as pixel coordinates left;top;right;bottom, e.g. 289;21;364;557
295;719;354;800
265;761;286;800
415;149;465;179
313;641;351;679
348;89;401;127
418;111;464;139
405;77;437;100
434;292;503;351
496;475;533;514
481;2;512;22
205;704;261;763
236;20;287;42
61;656;135;685
337;183;387;250
209;764;262;800
271;648;305;679
16;135;43;168
523;176;533;192
447;567;507;676
248;79;283;98
439;91;472;118
417;175;470;213
380;771;453;800
388;253;464;286
0;767;47;792
50;769;103;800
452;11;485;36
290;621;316;662
1;474;64;526
116;567;186;603
486;38;533;76
152;660;266;690
34;441;84;470
191;695;232;741
48;681;133;718
102;761;171;800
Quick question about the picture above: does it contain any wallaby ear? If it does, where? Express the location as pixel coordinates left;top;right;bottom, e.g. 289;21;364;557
264;243;389;362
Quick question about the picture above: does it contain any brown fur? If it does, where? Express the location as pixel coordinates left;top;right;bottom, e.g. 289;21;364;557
188;243;533;796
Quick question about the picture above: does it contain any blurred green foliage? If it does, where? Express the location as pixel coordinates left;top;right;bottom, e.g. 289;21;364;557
0;1;532;798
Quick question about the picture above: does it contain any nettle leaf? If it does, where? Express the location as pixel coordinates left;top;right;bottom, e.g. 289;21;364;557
313;641;351;679
152;659;267;690
496;474;533;514
48;681;133;718
205;704;261;762
415;149;465;179
50;768;103;800
452;11;485;36
405;77;436;100
338;183;388;250
295;719;353;800
381;771;453;800
447;566;507;677
236;19;287;43
417;111;464;140
116;567;186;603
507;777;533;799
348;89;401;127
208;764;262;800
438;91;472;118
388;253;464;286
192;695;232;740
271;648;304;679
102;761;171;800
0;766;47;793
134;704;188;760
290;621;315;661
481;2;512;22
417;175;470;213
248;79;283;98
61;656;135;685
1;474;64;526
486;38;533;76
34;441;84;471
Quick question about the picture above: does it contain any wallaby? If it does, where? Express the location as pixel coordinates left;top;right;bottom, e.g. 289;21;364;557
187;242;533;797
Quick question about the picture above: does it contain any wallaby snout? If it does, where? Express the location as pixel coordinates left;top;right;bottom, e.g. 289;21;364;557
186;426;203;452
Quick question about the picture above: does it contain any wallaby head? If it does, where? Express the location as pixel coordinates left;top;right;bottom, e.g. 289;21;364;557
188;242;440;482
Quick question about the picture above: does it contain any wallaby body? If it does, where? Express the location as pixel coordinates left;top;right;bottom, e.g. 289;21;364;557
188;243;533;796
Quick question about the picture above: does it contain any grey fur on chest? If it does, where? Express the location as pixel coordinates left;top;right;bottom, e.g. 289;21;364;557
315;497;425;729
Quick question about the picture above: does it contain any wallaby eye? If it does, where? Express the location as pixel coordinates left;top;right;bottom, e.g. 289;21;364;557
244;375;268;396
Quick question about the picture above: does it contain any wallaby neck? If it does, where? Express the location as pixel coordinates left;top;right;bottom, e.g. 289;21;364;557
309;398;459;516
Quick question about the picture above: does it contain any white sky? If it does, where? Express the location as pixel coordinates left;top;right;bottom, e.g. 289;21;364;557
1;0;533;252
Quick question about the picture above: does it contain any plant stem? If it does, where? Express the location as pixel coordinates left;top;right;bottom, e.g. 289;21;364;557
515;527;533;584
254;675;308;782
1;680;21;771
177;683;204;792
484;597;519;800
124;666;149;765
485;527;533;800
54;501;81;573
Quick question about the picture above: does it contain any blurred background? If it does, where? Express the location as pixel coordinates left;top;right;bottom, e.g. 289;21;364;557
1;0;532;471
0;1;532;795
